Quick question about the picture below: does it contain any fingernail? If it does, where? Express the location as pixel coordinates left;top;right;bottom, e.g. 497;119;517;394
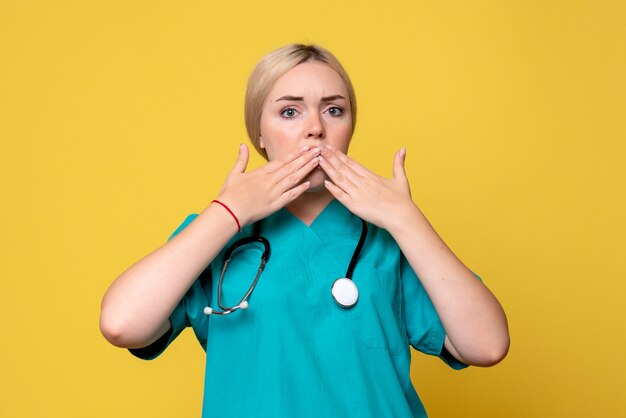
325;145;332;150
400;147;406;156
301;145;311;151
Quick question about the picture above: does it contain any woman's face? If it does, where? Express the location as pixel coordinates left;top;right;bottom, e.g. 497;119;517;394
259;61;353;191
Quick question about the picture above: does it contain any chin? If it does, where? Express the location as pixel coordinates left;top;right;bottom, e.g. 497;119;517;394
303;168;328;193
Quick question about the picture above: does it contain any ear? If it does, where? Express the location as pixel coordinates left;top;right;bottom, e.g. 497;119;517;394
259;135;265;149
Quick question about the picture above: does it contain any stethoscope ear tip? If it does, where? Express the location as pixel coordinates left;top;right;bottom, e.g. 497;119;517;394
203;306;213;315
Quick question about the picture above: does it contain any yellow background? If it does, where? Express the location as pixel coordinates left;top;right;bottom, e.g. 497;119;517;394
1;1;625;417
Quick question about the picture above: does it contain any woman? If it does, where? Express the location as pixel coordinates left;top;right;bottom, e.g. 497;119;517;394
100;44;510;417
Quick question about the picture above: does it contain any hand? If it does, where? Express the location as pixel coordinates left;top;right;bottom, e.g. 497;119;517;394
319;145;418;230
215;144;322;226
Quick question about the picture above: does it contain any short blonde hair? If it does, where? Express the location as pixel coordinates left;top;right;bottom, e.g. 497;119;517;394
244;44;357;160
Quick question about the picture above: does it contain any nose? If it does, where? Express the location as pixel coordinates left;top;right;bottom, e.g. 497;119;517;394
306;113;324;139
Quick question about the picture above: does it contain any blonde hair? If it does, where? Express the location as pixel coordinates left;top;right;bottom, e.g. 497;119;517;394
244;44;357;160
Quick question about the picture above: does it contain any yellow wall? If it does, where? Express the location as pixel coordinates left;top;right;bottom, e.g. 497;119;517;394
1;1;624;416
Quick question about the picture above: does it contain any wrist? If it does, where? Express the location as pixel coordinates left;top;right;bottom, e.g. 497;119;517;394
384;201;427;237
200;200;241;235
211;199;241;232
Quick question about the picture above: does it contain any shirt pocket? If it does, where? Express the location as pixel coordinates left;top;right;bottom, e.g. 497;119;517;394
348;267;405;354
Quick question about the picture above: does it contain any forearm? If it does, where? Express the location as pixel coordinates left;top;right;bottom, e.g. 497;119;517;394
387;203;509;366
100;203;238;348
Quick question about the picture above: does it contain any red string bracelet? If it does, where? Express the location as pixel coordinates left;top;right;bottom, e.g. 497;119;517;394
211;199;241;232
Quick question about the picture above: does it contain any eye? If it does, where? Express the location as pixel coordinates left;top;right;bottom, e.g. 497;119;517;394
280;107;299;119
326;106;344;117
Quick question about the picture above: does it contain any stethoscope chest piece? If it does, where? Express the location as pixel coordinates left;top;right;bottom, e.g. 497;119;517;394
331;277;359;308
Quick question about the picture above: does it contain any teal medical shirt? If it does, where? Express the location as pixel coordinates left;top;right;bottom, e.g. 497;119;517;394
130;199;473;417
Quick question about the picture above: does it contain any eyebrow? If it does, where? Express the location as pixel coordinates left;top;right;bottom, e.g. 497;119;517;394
274;94;346;102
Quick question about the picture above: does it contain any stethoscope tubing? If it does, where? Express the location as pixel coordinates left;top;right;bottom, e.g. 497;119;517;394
204;217;367;315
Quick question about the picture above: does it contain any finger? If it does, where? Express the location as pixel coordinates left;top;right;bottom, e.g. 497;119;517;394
321;145;371;178
275;180;312;208
393;147;407;180
275;153;320;191
264;146;313;174
272;146;321;184
393;147;412;196
230;144;249;174
318;154;358;193
324;180;351;206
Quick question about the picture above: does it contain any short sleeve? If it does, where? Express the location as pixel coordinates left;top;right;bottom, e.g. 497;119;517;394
402;253;482;370
129;213;211;360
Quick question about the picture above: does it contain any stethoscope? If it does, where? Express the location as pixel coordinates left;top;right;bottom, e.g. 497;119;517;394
203;217;368;315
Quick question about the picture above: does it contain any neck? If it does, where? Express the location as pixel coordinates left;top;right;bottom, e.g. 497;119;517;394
285;190;335;226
